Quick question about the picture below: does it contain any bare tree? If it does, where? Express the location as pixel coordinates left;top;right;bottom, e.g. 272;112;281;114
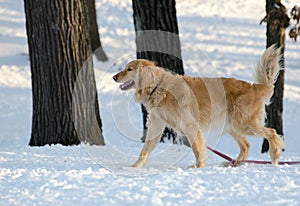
24;0;105;146
260;0;289;153
86;0;108;61
132;0;185;143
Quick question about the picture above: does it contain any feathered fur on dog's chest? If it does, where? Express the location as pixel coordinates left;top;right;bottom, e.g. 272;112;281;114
135;86;170;110
134;72;201;130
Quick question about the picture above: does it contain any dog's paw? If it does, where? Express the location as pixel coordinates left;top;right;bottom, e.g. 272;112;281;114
222;161;233;167
132;161;144;168
188;164;204;169
131;164;141;168
222;161;243;167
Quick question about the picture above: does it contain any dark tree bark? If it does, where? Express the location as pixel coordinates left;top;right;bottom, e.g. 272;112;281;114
261;0;289;153
132;0;185;143
86;0;108;62
25;0;105;146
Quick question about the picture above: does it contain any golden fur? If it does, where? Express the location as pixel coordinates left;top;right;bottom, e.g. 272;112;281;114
113;45;285;168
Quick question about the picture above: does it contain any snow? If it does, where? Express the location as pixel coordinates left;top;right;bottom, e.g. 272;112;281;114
1;0;300;205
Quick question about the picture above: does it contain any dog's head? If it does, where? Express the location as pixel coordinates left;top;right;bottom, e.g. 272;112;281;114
113;59;155;90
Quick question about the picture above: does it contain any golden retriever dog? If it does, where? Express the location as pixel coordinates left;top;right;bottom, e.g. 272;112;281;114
113;45;285;168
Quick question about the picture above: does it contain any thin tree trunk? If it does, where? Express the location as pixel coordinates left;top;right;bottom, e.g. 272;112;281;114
261;0;289;153
86;0;108;62
25;0;105;146
132;0;185;143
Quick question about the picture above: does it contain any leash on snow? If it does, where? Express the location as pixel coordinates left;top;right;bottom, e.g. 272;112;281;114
207;146;300;166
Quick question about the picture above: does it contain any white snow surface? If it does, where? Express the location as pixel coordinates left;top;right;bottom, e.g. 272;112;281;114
1;0;300;205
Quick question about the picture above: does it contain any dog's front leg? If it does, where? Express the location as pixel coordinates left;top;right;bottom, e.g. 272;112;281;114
182;122;206;168
132;111;165;168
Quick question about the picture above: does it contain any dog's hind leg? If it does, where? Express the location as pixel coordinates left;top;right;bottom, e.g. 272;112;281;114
132;112;165;168
250;127;285;165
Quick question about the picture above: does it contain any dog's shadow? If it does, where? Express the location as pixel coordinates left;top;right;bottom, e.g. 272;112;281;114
83;143;195;175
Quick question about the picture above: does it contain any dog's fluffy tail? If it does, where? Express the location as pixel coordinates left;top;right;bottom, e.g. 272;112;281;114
254;44;282;87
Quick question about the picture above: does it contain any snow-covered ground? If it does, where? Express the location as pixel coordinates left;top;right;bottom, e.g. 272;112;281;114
1;0;300;205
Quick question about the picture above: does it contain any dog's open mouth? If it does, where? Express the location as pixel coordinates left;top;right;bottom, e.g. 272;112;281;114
120;79;135;90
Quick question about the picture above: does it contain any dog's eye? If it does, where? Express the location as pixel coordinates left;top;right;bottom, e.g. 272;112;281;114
127;67;133;71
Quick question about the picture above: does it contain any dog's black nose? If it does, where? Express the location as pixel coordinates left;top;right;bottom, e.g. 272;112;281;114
113;75;118;81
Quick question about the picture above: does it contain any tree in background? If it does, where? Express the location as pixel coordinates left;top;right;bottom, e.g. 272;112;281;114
86;0;108;61
24;0;105;146
260;0;289;153
132;0;185;143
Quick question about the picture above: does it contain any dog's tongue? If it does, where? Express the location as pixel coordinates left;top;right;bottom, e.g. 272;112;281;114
120;80;135;90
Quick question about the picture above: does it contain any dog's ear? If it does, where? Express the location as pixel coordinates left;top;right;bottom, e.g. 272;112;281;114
149;60;156;66
137;59;155;68
135;64;142;89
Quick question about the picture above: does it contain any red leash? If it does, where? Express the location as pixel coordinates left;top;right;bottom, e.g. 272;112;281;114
207;146;300;166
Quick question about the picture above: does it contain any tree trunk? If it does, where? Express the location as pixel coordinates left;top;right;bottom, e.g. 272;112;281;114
25;0;105;146
261;0;289;153
86;0;108;62
132;0;184;143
